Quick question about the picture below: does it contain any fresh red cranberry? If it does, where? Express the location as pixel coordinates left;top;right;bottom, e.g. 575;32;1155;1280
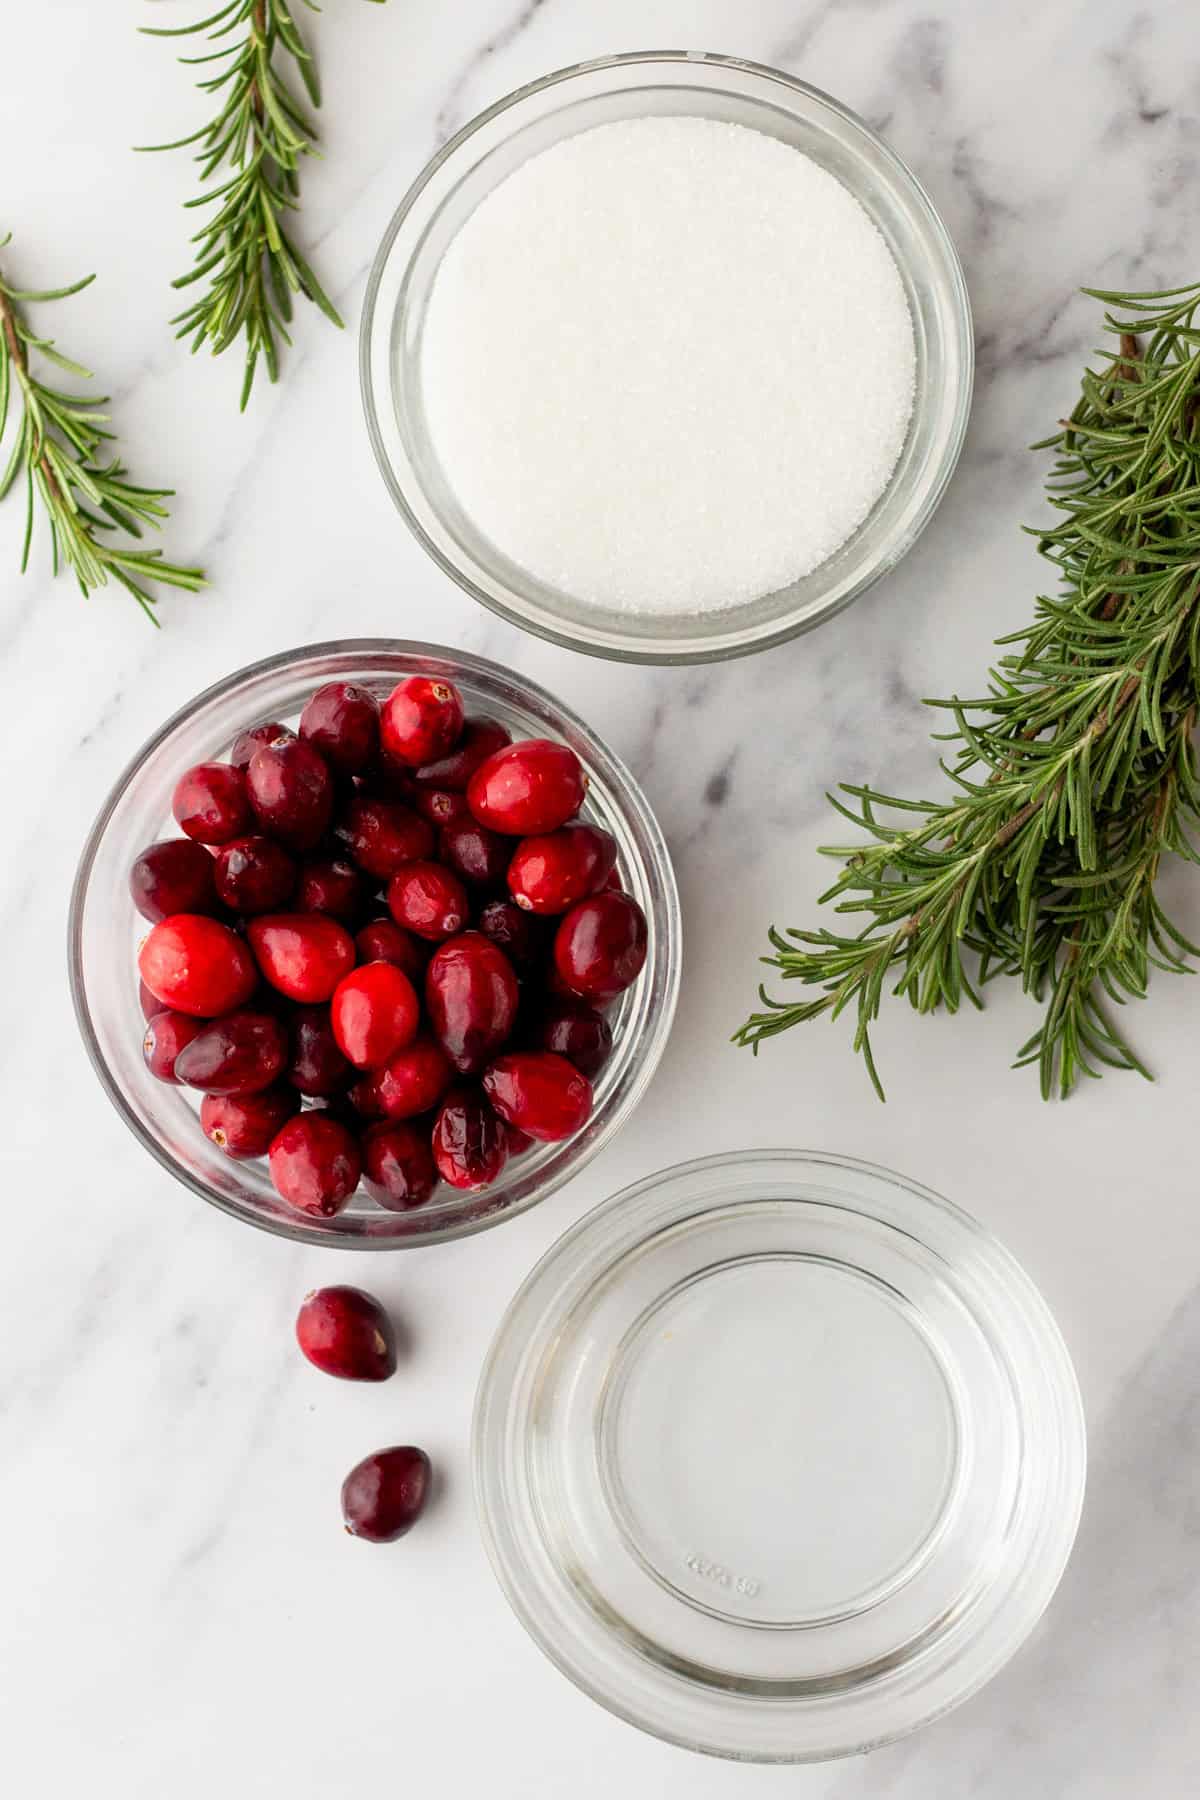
172;761;252;845
599;867;623;892
475;898;545;972
295;856;363;924
380;676;464;768
432;1089;508;1188
247;913;356;1003
142;1009;206;1082
554;892;648;1001
173;1010;289;1095
247;736;333;851
334;794;434;878
213;834;297;915
330;962;420;1070
504;1122;534;1156
129;838;218;923
507;823;617;915
286;1005;355;1095
201;1085;297;1157
386;862;469;941
139;979;164;1021
414;715;511;790
425;933;519;1074
482;1051;592;1142
439;818;511;888
139;914;259;1017
467;738;586;836
354;918;429;982
230;721;294;772
299;682;380;775
342;1445;431;1541
296;1286;396;1380
535;995;613;1077
413;786;470;828
357;1036;453;1121
269;1113;361;1216
361;1122;438;1210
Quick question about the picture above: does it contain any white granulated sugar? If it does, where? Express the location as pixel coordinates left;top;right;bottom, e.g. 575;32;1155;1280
420;117;916;616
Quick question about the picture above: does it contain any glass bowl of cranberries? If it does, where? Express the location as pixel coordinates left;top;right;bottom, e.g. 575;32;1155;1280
69;641;681;1247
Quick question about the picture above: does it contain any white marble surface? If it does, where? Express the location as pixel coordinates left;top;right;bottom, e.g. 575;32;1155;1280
3;2;1198;1793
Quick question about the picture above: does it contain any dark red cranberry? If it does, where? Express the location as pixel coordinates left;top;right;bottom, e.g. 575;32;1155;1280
414;715;511;791
342;1445;431;1541
299;682;380;775
439;818;511;889
432;1088;508;1189
475;898;545;972
269;1113;361;1217
334;794;434;879
247;913;355;1003
361;1122;438;1211
413;786;470;828
504;1122;534;1156
358;1036;453;1121
354;918;429;982
467;738;586;835
139;979;163;1021
386;862;469;941
330;963;420;1070
380;676;464;768
201;1086;297;1157
173;1010;289;1095
482;1051;592;1143
246;736;333;851
129;838;217;923
425;933;519;1074
139;914;259;1017
554;892;648;1001
295;856;363;924
296;1286;396;1380
507;823;617;915
213;834;297;915
142;1009;206;1082
230;721;294;772
286;1005;355;1096
172;761;253;845
535;995;613;1077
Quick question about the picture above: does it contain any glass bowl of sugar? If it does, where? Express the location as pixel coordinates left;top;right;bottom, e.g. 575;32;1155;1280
362;52;973;665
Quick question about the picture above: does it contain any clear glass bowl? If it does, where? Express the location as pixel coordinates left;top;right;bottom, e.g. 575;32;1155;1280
68;641;681;1249
474;1151;1086;1761
361;51;973;665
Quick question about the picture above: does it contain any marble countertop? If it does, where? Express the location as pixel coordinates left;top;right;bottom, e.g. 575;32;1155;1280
3;2;1198;1794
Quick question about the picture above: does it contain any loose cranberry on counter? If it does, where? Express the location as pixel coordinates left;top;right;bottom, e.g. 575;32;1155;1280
413;787;470;828
334;794;433;879
467;739;586;836
213;834;297;915
432;1089;508;1189
330;962;420;1070
295;856;363;924
361;1122;438;1211
386;862;469;941
439;818;511;889
142;1009;206;1083
269;1113;361;1217
247;913;355;1003
286;1005;355;1096
246;736;333;850
201;1086;297;1158
425;933;519;1074
173;1010;289;1095
507;823;617;915
342;1445;431;1542
130;838;218;923
230;721;294;772
295;1286;396;1380
172;762;252;846
380;676;464;768
535;995;613;1077
475;898;545;972
139;914;259;1017
413;715;511;790
554;892;648;1001
482;1051;592;1142
357;1035;453;1121
299;682;380;775
354;918;429;982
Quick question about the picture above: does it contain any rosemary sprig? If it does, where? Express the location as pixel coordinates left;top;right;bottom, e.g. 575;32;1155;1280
139;0;386;409
0;235;205;623
735;280;1200;1098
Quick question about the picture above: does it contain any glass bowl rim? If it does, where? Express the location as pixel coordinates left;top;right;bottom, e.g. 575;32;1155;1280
360;49;975;666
